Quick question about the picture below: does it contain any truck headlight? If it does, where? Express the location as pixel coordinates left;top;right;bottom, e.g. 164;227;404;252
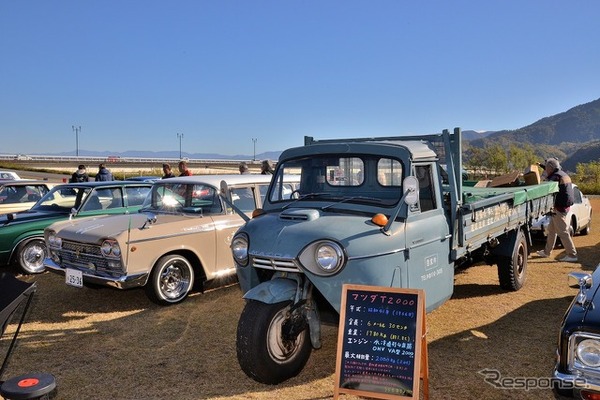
576;338;600;368
47;231;62;248
101;240;121;258
299;240;346;276
232;234;249;266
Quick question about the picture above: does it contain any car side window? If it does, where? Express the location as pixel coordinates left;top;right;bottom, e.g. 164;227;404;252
573;187;582;204
82;192;103;211
230;187;256;212
415;165;436;212
126;187;151;207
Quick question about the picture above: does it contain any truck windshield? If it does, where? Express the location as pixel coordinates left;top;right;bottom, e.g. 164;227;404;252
269;155;404;207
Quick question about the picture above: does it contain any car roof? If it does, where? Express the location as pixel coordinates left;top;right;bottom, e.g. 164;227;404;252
152;174;296;187
52;181;153;189
0;179;52;186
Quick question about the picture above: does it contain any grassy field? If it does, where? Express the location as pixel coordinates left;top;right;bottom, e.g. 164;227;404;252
2;199;599;400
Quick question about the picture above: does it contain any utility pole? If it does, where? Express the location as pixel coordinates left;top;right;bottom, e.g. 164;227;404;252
72;125;81;157
177;133;184;159
252;138;257;161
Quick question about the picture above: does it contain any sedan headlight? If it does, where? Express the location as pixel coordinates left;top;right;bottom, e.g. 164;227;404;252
568;333;600;376
299;240;346;276
576;338;600;368
231;234;249;267
101;239;121;259
47;231;62;248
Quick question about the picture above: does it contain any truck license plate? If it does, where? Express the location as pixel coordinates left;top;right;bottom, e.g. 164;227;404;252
66;268;83;288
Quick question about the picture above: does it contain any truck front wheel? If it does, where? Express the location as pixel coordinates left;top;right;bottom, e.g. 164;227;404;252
236;300;312;384
497;230;527;291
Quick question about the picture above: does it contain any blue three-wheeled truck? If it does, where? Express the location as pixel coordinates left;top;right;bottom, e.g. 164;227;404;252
231;128;558;384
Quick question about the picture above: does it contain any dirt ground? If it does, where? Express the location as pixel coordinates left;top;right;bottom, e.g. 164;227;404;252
2;199;599;400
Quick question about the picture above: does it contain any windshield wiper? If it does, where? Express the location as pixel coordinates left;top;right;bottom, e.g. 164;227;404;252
321;196;384;210
282;193;331;209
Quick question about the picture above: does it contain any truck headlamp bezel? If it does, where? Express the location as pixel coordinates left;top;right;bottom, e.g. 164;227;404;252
231;234;249;267
299;240;346;276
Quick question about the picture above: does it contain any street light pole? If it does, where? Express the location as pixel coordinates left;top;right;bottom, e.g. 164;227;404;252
252;138;257;161
72;125;81;157
177;133;184;159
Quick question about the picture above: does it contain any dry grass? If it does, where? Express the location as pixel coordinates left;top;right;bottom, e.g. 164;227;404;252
2;199;599;400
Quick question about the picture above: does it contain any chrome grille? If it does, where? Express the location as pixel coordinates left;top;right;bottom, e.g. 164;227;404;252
57;240;121;276
62;241;102;256
251;256;300;272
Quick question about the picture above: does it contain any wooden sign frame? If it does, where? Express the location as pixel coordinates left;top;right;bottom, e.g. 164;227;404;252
334;284;428;400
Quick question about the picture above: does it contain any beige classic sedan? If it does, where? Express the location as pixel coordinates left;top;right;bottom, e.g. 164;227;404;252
44;174;298;305
0;180;56;215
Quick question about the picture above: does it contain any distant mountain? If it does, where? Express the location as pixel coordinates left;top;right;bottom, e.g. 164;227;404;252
471;98;600;146
46;149;283;162
466;97;600;169
562;140;600;171
462;130;496;141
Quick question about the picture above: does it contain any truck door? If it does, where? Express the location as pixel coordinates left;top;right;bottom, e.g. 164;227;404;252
405;164;454;311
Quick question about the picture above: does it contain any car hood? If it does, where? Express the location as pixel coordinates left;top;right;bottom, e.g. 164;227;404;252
54;211;211;244
242;208;399;259
0;209;68;225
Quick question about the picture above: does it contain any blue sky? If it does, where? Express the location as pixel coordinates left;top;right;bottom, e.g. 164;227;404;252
1;1;599;157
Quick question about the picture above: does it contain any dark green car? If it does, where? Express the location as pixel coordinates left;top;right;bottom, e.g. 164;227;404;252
0;181;152;274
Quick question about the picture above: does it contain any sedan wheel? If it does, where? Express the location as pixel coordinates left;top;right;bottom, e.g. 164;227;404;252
145;254;195;306
17;238;47;274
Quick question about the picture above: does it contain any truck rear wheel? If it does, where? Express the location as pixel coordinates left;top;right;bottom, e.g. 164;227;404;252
236;300;311;384
497;230;527;291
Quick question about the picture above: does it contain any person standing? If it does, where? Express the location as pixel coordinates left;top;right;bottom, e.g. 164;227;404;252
95;163;114;181
178;160;192;176
162;163;175;179
536;158;577;262
239;162;250;174
70;164;89;183
260;160;274;175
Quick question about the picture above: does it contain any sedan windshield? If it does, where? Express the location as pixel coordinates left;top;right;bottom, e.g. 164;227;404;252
141;183;222;214
33;186;91;212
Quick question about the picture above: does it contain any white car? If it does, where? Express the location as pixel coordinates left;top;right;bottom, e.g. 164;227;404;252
0;171;21;180
531;184;592;237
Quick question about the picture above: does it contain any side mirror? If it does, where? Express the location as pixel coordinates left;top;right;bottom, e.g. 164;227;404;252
569;271;594;308
403;176;419;206
141;213;157;229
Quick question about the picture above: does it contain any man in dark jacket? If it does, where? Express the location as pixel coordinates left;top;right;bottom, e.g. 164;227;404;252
95;164;114;181
536;158;577;262
70;164;89;183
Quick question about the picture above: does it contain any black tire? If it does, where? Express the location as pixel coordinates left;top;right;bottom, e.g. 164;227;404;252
145;254;195;306
16;237;47;274
237;300;312;384
497;230;527;291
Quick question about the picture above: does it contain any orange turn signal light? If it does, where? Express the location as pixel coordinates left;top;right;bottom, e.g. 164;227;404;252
371;213;388;227
252;208;266;218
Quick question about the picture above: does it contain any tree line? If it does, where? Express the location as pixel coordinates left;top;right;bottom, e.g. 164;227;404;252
464;143;600;194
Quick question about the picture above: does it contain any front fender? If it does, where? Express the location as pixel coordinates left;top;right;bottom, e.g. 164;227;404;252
242;278;298;304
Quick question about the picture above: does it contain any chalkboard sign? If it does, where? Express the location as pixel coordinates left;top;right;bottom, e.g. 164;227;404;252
334;284;428;400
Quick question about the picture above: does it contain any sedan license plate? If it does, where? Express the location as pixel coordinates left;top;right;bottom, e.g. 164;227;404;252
66;268;83;288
